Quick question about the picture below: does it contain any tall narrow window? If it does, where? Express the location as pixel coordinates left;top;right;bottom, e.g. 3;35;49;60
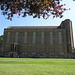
59;32;62;44
24;32;27;44
33;32;36;44
15;32;18;43
41;32;44;44
7;32;10;43
50;32;53;44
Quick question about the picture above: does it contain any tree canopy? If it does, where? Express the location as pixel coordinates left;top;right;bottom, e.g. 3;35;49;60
0;0;70;20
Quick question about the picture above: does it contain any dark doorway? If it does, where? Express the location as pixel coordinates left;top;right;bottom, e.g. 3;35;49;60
10;44;20;57
10;44;19;52
11;44;14;52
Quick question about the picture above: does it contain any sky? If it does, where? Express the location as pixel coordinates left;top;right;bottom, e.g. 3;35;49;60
0;0;75;47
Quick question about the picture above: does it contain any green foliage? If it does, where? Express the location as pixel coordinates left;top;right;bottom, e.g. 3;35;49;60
0;35;3;43
0;58;75;75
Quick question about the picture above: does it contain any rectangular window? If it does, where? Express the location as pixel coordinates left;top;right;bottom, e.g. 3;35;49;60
15;32;18;43
4;52;9;57
21;53;28;57
41;32;44;44
50;32;53;44
59;32;62;44
59;53;64;58
33;32;36;44
24;32;27;44
31;52;36;57
7;32;10;43
49;53;55;58
11;44;14;52
40;53;46;58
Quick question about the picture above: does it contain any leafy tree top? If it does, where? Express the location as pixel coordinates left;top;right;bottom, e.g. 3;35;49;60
0;0;70;20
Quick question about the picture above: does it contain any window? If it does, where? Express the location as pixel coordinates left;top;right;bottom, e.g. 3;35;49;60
40;53;46;58
49;53;55;58
31;52;36;57
33;32;36;44
15;32;18;43
21;53;28;57
58;32;62;44
41;32;44;44
59;53;64;58
50;32;53;44
24;32;27;44
5;52;9;57
7;32;10;43
11;44;14;52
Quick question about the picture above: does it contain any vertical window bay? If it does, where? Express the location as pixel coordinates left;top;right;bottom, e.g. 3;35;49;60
41;32;44;44
33;32;36;44
24;32;27;44
15;32;18;43
7;32;10;43
50;32;53;44
59;32;62;44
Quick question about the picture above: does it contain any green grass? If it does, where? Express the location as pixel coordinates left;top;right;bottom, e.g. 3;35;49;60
0;58;75;75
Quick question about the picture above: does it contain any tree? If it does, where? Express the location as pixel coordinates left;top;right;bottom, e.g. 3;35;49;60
0;35;3;43
0;0;69;20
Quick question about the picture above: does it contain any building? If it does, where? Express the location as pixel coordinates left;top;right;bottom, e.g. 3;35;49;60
0;36;3;56
1;19;74;58
0;43;3;56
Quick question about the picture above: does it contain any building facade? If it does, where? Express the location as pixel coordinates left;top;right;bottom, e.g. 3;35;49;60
1;19;74;58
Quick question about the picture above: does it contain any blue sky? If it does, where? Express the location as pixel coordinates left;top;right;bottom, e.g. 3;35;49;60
0;0;75;47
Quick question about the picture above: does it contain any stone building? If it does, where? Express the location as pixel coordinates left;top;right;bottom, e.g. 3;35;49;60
1;19;74;58
0;43;3;56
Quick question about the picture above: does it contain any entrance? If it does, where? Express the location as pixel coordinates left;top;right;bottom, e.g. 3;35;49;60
10;43;20;57
10;43;20;52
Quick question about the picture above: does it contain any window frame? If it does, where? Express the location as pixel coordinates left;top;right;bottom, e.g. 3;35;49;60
24;32;27;44
7;32;10;43
50;32;53;44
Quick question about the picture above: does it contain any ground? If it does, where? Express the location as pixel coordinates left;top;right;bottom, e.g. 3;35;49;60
0;58;75;75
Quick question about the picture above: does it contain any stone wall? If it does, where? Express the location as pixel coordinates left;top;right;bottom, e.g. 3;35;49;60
2;19;74;58
0;43;3;56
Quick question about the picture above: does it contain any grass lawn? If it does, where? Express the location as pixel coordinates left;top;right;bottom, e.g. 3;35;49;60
0;58;75;75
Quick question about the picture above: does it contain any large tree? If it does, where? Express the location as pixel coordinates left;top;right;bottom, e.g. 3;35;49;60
0;0;69;20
